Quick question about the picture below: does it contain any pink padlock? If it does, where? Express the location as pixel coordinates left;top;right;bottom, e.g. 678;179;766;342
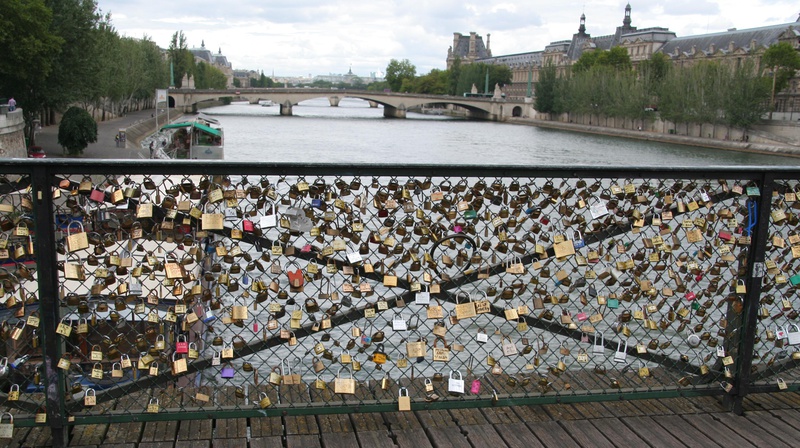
470;379;481;394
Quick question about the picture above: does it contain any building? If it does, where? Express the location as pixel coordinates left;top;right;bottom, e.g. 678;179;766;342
447;32;492;70
188;41;234;88
456;5;800;109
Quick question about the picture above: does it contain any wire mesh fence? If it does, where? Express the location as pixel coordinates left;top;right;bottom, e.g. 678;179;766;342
0;161;797;437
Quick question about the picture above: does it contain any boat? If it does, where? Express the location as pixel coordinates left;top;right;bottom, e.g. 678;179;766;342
260;100;274;107
155;113;224;160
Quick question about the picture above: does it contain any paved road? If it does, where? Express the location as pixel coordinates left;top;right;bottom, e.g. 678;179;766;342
35;109;169;159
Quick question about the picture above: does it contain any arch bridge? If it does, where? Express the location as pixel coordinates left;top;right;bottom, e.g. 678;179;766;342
168;88;528;121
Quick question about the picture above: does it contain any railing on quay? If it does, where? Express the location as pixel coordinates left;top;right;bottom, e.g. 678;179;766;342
0;159;798;445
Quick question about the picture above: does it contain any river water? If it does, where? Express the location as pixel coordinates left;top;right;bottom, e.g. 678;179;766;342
200;97;796;166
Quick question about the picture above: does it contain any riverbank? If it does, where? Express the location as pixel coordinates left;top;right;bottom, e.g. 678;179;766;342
507;117;800;158
35;108;181;159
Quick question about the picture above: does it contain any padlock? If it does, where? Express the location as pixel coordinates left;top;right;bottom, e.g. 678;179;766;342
448;370;464;396
372;343;387;364
84;388;97;406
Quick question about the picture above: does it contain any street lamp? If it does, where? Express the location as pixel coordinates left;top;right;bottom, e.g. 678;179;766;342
769;66;777;120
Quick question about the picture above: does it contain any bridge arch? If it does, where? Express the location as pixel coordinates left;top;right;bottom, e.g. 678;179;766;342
169;88;522;121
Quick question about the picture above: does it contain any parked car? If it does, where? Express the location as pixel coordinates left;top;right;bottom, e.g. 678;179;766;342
27;146;46;158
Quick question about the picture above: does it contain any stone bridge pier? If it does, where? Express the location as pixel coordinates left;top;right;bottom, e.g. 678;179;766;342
383;104;406;119
280;101;293;116
329;96;340;107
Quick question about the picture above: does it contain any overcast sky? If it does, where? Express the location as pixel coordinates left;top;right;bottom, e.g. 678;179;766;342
100;0;798;78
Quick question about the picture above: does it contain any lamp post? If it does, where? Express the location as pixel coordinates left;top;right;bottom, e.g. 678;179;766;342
769;66;777;120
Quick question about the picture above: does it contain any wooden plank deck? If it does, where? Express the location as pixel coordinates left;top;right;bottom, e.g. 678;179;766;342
4;392;799;447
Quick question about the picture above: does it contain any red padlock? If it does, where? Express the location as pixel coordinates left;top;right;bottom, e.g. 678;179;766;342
286;264;304;288
243;219;255;233
175;335;189;354
90;189;106;203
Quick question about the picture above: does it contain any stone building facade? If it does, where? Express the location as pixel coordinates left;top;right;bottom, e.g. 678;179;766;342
455;4;800;109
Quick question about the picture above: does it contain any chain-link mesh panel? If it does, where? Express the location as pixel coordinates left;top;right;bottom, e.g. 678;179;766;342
11;167;771;424
750;178;800;391
0;174;47;423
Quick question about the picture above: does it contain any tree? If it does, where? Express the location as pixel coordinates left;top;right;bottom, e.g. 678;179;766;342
194;61;228;89
454;63;512;96
168;31;194;88
40;0;103;123
762;42;800;93
411;69;448;94
250;72;274;88
638;52;671;88
723;60;771;128
572;46;632;73
58;106;97;156
571;50;602;74
0;0;62;88
385;59;416;92
534;64;558;113
448;57;462;95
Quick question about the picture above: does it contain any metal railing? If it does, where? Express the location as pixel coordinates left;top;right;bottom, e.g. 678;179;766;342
0;160;798;445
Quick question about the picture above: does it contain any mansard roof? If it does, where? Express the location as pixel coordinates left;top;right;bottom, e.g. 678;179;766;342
452;33;492;59
485;51;543;68
659;22;796;58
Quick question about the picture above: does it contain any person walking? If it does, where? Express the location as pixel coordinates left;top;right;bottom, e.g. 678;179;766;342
7;97;16;111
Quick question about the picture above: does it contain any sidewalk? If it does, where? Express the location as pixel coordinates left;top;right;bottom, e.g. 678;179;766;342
35;109;175;160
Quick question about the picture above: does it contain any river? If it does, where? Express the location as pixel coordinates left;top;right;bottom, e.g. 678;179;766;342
199;97;796;166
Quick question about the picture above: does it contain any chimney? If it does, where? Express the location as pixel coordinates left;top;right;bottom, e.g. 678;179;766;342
469;32;477;56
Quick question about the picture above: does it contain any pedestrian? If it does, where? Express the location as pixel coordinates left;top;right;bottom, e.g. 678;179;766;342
115;134;120;147
7;97;16;111
149;141;154;158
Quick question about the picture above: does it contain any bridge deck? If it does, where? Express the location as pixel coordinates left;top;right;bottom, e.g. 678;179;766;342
9;392;800;447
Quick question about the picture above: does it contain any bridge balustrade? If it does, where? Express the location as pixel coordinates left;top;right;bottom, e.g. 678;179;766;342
0;160;797;445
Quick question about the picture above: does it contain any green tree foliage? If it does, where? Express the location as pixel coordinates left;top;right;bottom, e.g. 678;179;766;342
93;22;168;117
385;59;416;92
41;0;103;111
534;64;558;113
571;51;602;74
572;46;632;74
723;60;771;128
762;42;800;93
448;57;462;95
454;63;512;96
410;69;449;94
638;52;671;88
58;106;97;155
194;62;228;89
0;0;63;89
658;61;769;130
250;72;274;87
0;0;100;144
169;31;194;88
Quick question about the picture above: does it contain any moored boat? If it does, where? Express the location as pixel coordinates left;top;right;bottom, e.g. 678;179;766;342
155;113;224;160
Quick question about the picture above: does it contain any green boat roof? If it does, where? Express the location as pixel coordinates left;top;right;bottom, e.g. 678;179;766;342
161;121;222;137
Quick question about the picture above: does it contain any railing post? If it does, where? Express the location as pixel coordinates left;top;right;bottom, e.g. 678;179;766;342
729;174;774;415
32;166;68;447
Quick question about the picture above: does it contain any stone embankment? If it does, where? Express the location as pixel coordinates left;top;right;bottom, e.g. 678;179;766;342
508;118;800;158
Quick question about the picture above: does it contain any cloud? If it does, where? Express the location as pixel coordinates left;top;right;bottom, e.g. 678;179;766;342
99;0;797;77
